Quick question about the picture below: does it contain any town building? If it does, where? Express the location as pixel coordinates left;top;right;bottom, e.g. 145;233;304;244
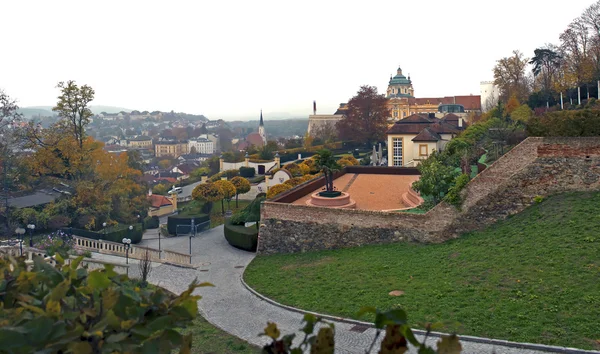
385;113;464;167
188;137;214;154
154;139;189;158
127;136;153;149
386;66;481;120
480;81;500;112
237;111;267;150
307;103;347;136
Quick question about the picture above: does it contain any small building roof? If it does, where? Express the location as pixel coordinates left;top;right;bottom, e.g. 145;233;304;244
149;194;173;209
412;128;441;142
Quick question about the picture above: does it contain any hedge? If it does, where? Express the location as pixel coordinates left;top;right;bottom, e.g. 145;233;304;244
62;224;144;244
143;216;160;229
239;166;256;178
223;219;258;252
167;214;210;236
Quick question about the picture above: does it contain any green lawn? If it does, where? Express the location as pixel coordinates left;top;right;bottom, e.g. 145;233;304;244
179;316;260;354
244;191;600;350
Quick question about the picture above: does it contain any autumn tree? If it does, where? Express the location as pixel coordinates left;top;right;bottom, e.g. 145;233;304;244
493;50;531;103
0;90;23;232
52;81;95;149
336;85;390;146
192;182;224;214
231;176;251;208
530;46;562;95
303;132;314;150
213;179;236;214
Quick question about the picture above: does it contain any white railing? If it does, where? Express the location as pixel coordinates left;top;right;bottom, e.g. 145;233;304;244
73;235;194;267
0;246;129;274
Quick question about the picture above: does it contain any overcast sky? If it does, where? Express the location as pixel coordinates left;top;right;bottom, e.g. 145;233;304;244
1;0;594;120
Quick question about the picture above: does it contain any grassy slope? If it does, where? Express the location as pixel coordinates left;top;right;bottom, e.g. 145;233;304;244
244;191;600;350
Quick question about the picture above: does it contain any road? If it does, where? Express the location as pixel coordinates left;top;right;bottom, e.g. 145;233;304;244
180;181;202;198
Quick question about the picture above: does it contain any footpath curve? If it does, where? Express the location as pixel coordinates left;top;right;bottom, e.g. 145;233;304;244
138;226;597;354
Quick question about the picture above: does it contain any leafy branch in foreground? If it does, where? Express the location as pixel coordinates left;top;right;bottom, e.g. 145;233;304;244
260;307;462;353
0;254;212;353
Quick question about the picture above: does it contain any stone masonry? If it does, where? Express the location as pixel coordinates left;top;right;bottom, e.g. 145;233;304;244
258;137;600;255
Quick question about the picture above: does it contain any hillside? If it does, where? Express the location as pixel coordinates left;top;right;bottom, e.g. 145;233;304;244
228;118;308;138
245;191;600;350
19;105;132;117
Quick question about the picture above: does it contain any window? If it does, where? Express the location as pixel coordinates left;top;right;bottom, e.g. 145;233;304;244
393;111;398;118
419;144;428;156
393;138;403;166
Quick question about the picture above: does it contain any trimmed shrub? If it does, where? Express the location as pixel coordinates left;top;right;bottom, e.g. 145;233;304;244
444;173;470;207
239;166;256;177
338;155;359;167
167;214;210;235
284;177;304;188
143;215;160;229
62;224;144;244
47;215;71;230
267;183;292;198
224;218;258;252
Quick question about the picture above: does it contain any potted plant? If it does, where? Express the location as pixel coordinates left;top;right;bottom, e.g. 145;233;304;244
314;149;341;198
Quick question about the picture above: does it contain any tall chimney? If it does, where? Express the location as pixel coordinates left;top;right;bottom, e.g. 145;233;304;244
313;100;316;115
459;117;463;128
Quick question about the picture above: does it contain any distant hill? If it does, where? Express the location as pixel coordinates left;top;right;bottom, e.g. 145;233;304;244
17;107;56;118
19;105;133;118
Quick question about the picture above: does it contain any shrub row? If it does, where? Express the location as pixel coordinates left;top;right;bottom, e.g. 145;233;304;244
167;214;210;235
62;223;144;244
224;218;258;252
239;166;256;177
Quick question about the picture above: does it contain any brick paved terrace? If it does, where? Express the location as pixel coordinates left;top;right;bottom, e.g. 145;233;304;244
291;173;419;211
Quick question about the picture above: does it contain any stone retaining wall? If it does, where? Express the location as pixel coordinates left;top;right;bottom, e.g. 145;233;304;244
258;137;600;255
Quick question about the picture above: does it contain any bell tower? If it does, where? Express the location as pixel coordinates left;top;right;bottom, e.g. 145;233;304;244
258;110;266;144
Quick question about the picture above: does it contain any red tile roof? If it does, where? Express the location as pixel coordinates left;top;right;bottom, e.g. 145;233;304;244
149;194;173;208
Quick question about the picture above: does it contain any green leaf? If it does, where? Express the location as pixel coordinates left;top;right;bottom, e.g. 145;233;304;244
382;309;408;325
147;315;173;332
437;334;462;354
263;322;280;339
106;332;129;343
357;306;377;319
179;334;192;354
68;341;93;354
49;279;70;301
87;271;111;290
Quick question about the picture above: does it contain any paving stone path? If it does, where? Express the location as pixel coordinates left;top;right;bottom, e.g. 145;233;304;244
91;226;592;354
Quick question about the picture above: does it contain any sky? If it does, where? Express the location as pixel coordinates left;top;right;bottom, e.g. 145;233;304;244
0;0;595;120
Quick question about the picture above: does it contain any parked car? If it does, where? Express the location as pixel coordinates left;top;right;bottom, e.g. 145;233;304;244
168;186;183;194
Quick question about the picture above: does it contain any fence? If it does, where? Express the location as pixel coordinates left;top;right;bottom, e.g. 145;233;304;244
176;220;210;237
0;246;130;274
72;235;193;267
61;223;144;244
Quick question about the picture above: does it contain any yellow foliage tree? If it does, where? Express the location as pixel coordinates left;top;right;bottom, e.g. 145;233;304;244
267;183;292;199
230;176;251;208
298;163;311;175
192;183;224;215
505;95;520;115
303;132;314;150
213;179;236;214
337;156;359;167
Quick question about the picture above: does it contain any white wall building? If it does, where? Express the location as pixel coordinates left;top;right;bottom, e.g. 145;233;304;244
480;81;500;112
188;138;214;154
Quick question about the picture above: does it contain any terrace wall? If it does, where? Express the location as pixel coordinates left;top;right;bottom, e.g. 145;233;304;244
258;137;600;255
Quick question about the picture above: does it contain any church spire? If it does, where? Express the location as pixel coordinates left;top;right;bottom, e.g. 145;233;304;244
259;109;264;126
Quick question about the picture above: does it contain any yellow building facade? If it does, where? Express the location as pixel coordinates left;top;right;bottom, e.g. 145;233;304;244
155;141;189;158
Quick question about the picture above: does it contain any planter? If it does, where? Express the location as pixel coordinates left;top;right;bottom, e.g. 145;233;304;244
318;191;342;198
306;191;356;209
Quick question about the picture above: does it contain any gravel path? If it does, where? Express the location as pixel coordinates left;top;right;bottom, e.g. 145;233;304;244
110;226;585;354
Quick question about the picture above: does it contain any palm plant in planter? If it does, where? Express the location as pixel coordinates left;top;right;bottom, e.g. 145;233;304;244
314;149;341;197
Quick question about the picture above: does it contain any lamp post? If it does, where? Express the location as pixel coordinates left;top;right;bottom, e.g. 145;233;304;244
27;224;35;247
102;222;107;239
122;237;132;265
15;227;25;256
158;227;161;258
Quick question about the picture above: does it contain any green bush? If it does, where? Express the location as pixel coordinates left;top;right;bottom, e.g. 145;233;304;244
208;169;239;182
62;224;144;244
444;173;470;207
143;215;160;229
224;218;258;252
527;108;600;136
239;166;256;177
167;214;210;235
0;254;207;353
